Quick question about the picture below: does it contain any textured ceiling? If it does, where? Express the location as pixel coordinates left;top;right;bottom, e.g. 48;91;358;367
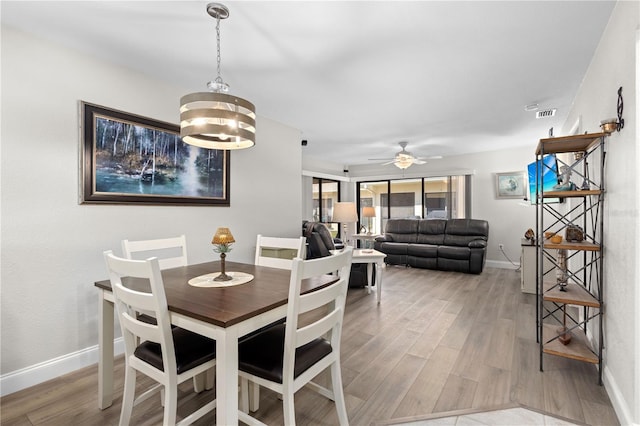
1;1;616;167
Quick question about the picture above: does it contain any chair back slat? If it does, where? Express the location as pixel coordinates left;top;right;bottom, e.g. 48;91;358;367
296;308;342;348
119;310;165;344
122;235;188;270
285;248;352;364
298;282;343;314
103;251;175;371
254;235;307;270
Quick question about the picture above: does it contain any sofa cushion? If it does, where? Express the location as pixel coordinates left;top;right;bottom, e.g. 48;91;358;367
445;219;489;237
443;219;489;247
407;243;438;257
384;219;418;243
438;245;471;260
416;219;446;245
379;242;409;255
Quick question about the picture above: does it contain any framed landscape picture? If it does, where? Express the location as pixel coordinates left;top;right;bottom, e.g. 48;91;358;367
80;102;230;206
495;171;527;199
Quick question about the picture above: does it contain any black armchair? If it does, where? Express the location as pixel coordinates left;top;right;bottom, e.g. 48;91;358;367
302;221;344;259
302;221;370;288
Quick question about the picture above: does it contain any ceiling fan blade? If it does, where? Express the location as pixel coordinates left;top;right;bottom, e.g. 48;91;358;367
381;160;397;165
413;159;427;165
368;158;395;161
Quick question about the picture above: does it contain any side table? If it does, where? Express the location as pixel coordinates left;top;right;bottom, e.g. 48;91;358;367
352;233;381;250
351;249;386;303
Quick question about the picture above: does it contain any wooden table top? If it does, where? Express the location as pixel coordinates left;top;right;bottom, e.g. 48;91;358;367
95;260;337;328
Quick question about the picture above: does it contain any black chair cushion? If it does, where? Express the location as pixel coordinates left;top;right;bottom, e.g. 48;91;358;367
135;327;216;374
238;323;332;384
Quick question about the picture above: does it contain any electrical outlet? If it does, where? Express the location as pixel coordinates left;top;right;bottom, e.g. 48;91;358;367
499;243;504;250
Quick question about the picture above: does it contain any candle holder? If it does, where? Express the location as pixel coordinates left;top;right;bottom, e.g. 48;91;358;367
212;227;235;281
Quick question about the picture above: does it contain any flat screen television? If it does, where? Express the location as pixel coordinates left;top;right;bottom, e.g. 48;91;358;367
527;154;561;204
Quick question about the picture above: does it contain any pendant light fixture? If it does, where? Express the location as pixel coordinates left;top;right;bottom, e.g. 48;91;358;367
180;3;256;150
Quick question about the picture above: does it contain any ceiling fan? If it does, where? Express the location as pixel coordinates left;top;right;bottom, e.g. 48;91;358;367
369;142;442;169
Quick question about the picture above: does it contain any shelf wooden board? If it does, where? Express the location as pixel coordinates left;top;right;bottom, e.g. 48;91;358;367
536;132;606;155
542;240;600;251
542;324;599;364
542;189;602;198
542;281;600;307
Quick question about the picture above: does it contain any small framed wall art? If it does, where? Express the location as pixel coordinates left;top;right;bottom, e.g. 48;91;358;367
80;102;230;206
495;171;527;199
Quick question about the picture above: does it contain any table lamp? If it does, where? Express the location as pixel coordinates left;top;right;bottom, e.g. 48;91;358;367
212;227;235;281
362;206;376;235
333;202;358;244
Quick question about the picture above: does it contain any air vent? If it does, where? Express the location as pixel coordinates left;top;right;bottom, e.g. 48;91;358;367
536;109;557;119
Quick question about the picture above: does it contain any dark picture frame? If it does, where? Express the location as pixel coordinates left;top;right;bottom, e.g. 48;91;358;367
80;102;230;206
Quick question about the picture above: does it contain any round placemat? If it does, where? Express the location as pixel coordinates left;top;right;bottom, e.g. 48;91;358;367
188;271;254;288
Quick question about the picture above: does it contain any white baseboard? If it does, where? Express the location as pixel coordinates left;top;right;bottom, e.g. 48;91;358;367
0;338;124;397
486;259;520;270
603;364;638;426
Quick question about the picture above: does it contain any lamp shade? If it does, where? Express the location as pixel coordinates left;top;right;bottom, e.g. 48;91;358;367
333;202;358;223
180;92;256;150
212;227;235;245
362;206;376;218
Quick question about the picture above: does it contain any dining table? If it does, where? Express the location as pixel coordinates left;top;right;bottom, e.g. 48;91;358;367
95;260;337;425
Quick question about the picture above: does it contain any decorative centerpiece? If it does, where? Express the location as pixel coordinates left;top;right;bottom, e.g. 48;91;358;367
553;166;576;191
524;228;535;245
565;225;584;242
212;227;235;281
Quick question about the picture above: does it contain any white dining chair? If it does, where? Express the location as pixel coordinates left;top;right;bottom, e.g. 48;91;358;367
103;251;216;426
121;235;212;391
254;235;306;270
238;247;353;426
122;235;188;270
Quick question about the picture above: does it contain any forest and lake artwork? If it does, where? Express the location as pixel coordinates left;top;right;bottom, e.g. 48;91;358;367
81;102;229;205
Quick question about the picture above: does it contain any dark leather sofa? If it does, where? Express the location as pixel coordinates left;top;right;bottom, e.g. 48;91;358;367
302;220;370;287
373;218;489;274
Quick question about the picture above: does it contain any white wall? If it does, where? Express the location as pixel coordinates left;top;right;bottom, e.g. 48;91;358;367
561;2;639;424
0;27;302;390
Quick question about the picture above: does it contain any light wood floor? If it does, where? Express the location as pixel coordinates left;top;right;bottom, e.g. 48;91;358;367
1;266;619;425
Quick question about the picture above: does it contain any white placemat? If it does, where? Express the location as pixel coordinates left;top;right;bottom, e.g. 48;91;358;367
188;272;254;288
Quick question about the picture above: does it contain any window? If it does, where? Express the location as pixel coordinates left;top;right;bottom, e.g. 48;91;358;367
312;178;340;238
357;175;470;234
358;181;387;235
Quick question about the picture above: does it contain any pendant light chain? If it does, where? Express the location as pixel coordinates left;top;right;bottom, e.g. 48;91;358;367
215;14;223;86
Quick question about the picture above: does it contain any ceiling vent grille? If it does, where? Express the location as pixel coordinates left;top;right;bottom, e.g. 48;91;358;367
536;109;557;119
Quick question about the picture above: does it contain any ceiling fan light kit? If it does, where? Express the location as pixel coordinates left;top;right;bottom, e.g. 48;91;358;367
179;2;256;150
369;141;437;169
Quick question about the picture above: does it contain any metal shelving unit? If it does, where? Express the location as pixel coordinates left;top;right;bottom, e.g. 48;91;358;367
535;133;606;384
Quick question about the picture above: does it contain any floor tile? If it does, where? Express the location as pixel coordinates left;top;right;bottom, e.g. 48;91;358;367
393;407;581;426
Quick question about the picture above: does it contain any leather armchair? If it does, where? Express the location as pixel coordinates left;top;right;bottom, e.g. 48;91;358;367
302;221;369;287
302;221;343;259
